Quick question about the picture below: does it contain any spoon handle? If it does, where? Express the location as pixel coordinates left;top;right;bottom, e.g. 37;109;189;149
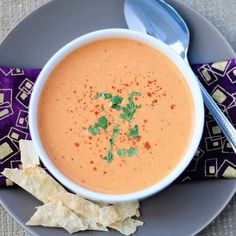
198;82;236;153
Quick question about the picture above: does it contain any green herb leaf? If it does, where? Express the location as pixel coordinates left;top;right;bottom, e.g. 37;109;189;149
88;127;100;135
112;125;120;138
96;116;108;130
88;116;108;135
110;95;123;111
111;104;122;110
104;150;113;163
118;92;141;122
127;147;137;156
111;95;123;104
117;147;137;157
118;107;133;121
104;125;120;163
128;125;139;140
94;93;112;99
117;149;127;157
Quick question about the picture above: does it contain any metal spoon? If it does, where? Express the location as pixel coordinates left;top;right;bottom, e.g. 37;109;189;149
124;0;236;153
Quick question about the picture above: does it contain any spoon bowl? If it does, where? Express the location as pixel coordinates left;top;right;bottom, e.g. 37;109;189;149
124;0;190;60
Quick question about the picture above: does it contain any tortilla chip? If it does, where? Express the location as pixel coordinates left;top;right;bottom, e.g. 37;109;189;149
135;208;140;217
56;192;108;231
56;192;100;220
2;167;66;203
110;218;144;236
27;199;88;233
19;140;39;169
99;202;140;227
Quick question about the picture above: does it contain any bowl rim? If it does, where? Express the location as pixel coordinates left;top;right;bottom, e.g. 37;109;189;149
29;28;204;203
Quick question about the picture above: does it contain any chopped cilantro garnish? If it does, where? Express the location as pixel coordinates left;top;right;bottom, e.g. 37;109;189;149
94;93;112;99
111;95;123;110
118;92;141;121
93;93;124;111
118;107;134;121
96;116;108;129
117;147;137;157
104;150;113;163
112;124;120;138
111;104;122;110
128;125;139;140
104;125;120;163
127;147;138;156
88;127;100;135
90;91;141;162
88;116;108;135
111;95;123;104
117;149;127;157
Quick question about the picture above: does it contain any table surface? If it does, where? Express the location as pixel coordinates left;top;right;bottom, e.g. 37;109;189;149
0;0;235;235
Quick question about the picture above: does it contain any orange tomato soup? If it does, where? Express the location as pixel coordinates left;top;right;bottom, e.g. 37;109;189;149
38;38;194;194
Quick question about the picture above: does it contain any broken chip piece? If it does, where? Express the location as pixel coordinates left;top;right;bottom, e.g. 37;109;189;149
27;199;88;233
110;218;144;236
2;167;66;203
19;139;40;169
99;202;140;227
56;192;108;231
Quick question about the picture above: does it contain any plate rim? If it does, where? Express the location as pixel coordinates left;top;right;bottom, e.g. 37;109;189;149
171;0;235;57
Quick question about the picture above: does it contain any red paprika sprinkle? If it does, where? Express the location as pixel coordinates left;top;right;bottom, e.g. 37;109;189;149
147;92;152;97
74;143;80;147
93;167;97;171
170;104;176;109
144;142;151;150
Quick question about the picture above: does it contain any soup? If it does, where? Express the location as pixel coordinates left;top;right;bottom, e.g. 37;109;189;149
38;38;194;194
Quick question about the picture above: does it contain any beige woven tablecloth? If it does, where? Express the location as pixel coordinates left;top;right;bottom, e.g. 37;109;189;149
0;0;235;235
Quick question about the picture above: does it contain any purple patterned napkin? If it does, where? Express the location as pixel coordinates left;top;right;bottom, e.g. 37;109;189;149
0;61;236;187
179;60;236;182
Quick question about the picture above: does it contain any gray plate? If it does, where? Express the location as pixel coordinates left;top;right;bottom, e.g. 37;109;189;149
0;0;235;236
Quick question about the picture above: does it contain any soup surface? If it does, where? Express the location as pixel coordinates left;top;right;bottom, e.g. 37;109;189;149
38;38;194;194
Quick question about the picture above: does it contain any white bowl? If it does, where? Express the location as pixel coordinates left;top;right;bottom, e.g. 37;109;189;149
29;29;204;203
